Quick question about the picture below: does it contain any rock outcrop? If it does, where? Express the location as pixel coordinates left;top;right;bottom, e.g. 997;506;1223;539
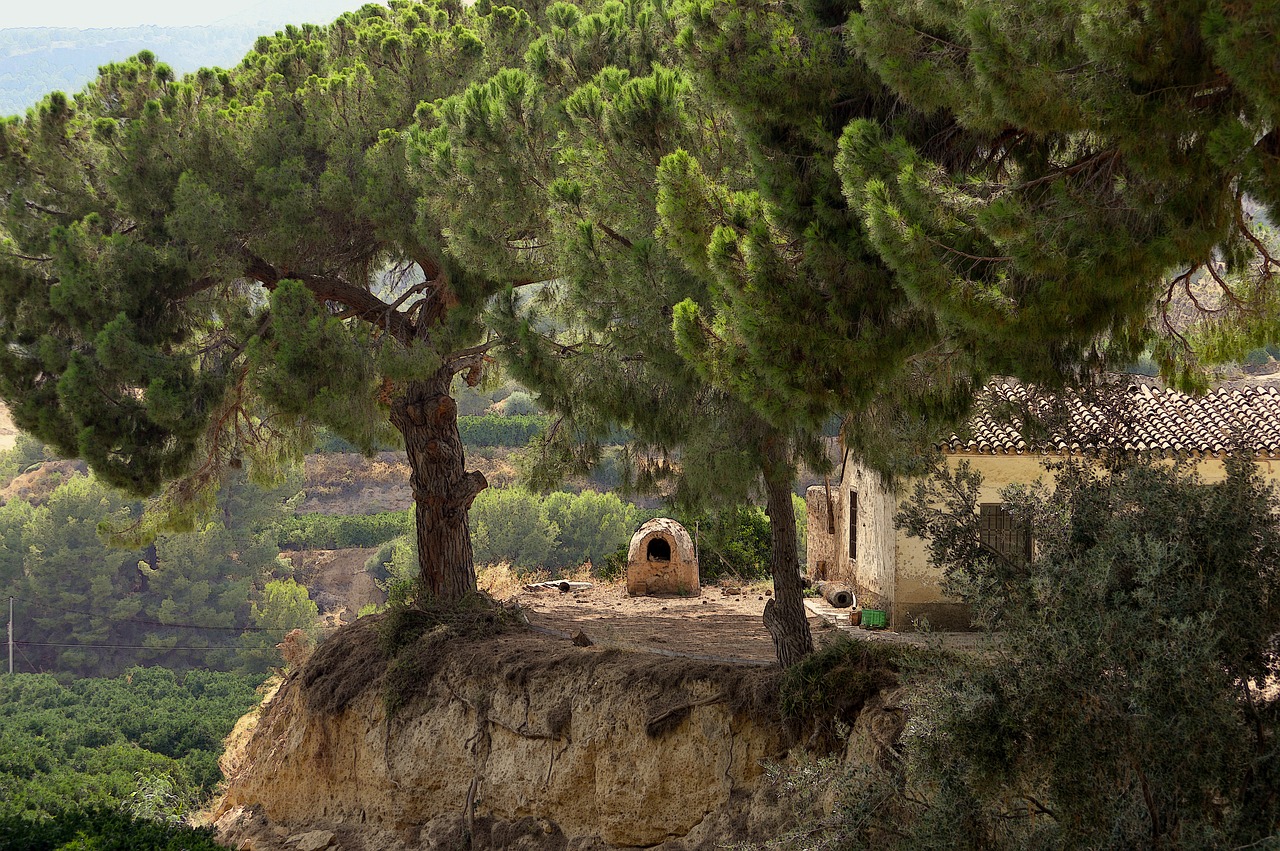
215;617;804;850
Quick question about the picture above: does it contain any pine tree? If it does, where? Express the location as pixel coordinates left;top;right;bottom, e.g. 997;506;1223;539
663;0;1280;460
422;0;825;664
0;2;550;601
842;0;1280;384
658;0;973;474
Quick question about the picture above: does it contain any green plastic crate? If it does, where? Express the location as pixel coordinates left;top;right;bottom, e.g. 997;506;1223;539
861;608;887;629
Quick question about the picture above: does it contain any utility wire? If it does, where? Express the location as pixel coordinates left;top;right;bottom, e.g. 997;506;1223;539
14;641;37;672
19;641;264;650
13;596;327;633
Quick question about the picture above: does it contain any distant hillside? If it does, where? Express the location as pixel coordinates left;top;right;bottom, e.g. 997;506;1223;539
0;26;252;115
0;2;360;117
0;402;14;452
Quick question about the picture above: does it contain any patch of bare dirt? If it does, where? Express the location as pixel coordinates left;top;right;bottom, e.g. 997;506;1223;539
286;548;387;625
516;579;829;664
300;450;519;514
0;402;15;452
0;459;88;505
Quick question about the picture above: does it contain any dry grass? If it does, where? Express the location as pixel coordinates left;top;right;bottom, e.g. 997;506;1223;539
477;561;608;601
478;562;547;600
743;578;777;596
301;617;388;715
304;452;409;496
557;563;599;584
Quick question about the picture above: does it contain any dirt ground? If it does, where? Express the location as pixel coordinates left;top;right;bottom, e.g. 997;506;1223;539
287;547;388;626
515;579;838;664
0;402;15;452
515;578;989;661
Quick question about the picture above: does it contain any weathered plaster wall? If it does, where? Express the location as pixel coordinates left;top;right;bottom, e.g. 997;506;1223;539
889;453;1280;629
826;449;1280;632
840;460;896;611
892;454;1043;629
804;486;839;581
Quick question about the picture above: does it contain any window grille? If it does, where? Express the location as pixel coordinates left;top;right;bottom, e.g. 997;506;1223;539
848;490;858;561
979;503;1031;562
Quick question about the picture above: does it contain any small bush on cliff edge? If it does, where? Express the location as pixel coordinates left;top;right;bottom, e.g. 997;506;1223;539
377;593;523;656
379;594;524;717
779;636;909;752
301;595;524;718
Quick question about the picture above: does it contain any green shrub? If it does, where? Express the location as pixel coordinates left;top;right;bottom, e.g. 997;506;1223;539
457;414;549;447
366;489;648;581
684;505;773;579
0;808;231;850
856;454;1280;849
597;544;629;582
368;535;419;607
471;487;558;567
237;579;321;674
498;390;541;416
544;489;646;569
277;510;413;549
779;636;904;751
0;669;263;821
469;487;647;571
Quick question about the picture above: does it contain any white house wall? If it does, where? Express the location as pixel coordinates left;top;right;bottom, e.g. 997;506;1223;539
804;485;840;581
841;459;896;610
808;447;1280;632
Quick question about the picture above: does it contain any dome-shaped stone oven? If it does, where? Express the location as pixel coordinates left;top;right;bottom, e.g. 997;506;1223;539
626;518;699;596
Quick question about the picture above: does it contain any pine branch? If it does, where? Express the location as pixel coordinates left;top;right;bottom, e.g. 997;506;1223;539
444;338;500;370
245;254;416;343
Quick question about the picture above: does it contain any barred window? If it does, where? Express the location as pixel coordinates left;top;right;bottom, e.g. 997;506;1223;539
979;503;1031;562
848;490;858;561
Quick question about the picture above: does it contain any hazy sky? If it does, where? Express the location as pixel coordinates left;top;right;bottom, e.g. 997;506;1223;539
2;0;363;29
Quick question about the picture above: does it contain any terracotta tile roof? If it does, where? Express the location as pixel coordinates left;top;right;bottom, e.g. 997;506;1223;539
943;382;1280;457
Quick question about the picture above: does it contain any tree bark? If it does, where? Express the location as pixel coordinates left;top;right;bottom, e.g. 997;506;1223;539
761;437;814;668
389;372;487;602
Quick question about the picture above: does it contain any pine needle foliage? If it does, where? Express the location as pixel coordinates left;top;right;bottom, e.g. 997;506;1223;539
0;2;554;599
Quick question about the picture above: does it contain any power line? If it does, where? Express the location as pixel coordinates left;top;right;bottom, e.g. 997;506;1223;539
12;596;319;633
14;641;38;673
19;641;259;651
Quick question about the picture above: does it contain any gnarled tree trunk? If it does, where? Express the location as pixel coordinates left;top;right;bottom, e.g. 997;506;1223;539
389;371;488;602
761;437;814;668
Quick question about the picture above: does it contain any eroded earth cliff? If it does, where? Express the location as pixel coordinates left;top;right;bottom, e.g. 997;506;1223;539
214;615;811;850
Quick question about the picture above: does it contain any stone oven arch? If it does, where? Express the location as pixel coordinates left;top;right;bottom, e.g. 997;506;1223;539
646;537;672;562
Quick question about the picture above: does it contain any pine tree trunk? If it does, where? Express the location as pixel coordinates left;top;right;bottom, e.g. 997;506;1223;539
389;372;488;602
761;438;814;668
